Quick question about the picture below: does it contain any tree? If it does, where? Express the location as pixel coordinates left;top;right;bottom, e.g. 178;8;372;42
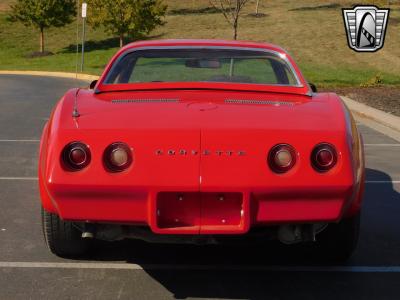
255;0;260;15
9;0;76;53
209;0;250;40
87;0;167;48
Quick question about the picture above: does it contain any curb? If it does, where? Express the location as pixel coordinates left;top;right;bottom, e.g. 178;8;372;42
341;96;400;142
341;96;400;133
0;70;99;81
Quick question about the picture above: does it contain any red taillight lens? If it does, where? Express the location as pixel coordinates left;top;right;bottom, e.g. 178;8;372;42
268;144;297;173
311;143;337;172
104;142;132;172
62;142;91;171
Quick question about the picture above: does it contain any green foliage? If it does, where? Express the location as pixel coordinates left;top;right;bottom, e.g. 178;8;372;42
9;0;76;52
360;73;383;87
1;0;399;86
87;0;167;47
9;0;76;30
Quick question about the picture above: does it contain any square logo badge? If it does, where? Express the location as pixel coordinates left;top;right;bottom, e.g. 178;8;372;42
343;6;390;52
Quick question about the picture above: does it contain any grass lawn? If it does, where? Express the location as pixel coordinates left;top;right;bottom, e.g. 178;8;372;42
0;0;399;87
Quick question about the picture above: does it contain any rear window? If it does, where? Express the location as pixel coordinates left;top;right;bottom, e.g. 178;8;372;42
105;48;300;86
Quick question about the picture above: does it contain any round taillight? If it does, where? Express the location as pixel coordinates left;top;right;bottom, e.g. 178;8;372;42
311;143;337;172
268;144;297;173
104;142;132;172
61;142;91;171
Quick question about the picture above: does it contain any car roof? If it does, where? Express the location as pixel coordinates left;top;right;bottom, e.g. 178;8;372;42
121;39;288;55
95;39;311;96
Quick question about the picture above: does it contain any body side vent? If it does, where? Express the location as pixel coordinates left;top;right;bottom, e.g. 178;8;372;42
225;99;296;106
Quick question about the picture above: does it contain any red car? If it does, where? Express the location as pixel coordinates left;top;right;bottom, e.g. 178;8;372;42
39;39;365;260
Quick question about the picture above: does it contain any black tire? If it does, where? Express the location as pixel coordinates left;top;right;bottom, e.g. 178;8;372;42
312;212;361;262
41;207;90;257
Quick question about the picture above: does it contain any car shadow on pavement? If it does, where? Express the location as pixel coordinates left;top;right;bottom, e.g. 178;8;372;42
354;168;400;265
82;168;400;299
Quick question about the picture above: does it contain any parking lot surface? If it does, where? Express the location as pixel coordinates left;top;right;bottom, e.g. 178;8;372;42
0;75;399;299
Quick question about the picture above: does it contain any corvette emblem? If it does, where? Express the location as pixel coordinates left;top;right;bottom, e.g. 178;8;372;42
342;5;389;52
155;149;246;156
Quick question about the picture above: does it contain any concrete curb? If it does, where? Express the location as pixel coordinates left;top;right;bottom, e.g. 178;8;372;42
0;70;99;81
341;96;400;133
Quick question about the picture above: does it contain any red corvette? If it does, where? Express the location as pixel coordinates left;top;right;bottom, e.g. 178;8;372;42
39;39;365;260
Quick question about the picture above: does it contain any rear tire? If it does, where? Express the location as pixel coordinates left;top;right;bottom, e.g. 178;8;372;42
41;207;90;257
313;212;361;261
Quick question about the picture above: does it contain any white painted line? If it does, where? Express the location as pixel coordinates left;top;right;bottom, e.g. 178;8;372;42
0;261;400;272
0;139;40;142
366;181;400;184
0;177;38;180
364;144;400;146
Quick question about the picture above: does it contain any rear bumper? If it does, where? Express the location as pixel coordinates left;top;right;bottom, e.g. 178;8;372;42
42;183;359;235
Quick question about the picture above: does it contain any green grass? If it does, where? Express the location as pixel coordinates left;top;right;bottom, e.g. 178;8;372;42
1;0;400;87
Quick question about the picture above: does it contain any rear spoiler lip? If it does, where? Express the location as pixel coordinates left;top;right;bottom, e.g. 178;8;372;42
95;86;313;97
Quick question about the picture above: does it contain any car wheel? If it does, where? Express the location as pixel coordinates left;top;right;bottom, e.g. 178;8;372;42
312;212;361;262
41;207;90;257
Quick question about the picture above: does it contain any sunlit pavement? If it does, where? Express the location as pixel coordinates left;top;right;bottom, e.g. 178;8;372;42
0;75;399;299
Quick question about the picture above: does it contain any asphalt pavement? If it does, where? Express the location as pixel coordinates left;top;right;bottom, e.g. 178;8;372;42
0;75;399;300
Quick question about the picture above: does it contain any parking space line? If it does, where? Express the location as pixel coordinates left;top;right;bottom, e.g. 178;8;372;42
366;181;400;184
1;261;400;272
0;140;40;142
364;144;400;146
0;177;38;180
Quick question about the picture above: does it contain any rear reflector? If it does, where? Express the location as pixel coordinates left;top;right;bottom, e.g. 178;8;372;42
268;144;297;173
61;142;91;171
69;147;86;165
311;143;337;172
104;142;133;172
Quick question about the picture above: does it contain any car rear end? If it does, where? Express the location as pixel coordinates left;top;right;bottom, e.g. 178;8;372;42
40;90;363;240
39;40;365;259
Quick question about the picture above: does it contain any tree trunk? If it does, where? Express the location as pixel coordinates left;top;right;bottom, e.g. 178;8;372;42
233;0;239;40
40;27;44;53
119;34;124;48
256;0;260;14
233;19;238;40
